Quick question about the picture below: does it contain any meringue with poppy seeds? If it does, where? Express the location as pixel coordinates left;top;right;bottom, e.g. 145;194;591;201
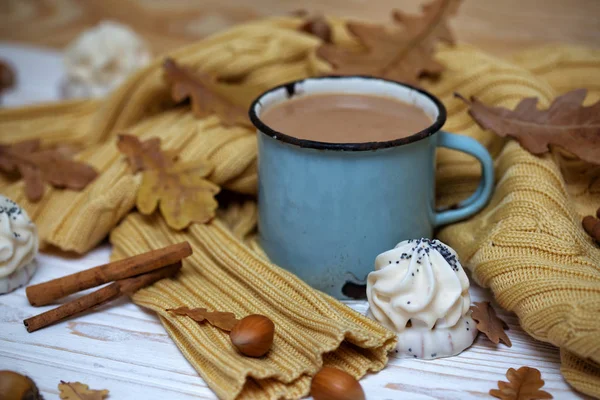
366;238;477;359
0;196;38;295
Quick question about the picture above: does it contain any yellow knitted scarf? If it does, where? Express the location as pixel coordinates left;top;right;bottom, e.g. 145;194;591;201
0;17;599;399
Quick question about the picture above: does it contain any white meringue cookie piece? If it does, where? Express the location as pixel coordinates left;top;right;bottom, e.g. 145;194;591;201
0;260;37;295
397;313;478;359
0;196;39;294
63;20;151;99
367;238;477;359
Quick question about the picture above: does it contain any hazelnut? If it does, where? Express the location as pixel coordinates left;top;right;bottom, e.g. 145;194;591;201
0;371;42;400
229;314;274;357
310;367;365;400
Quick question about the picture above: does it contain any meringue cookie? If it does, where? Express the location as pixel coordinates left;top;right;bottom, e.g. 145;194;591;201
62;21;151;99
367;238;477;359
0;195;38;294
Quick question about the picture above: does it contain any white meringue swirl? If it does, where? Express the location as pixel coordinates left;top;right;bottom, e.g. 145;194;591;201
63;21;152;99
367;238;476;359
0;196;38;294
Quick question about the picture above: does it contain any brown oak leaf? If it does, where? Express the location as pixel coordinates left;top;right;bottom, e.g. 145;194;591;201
457;89;600;165
392;0;460;46
117;134;220;230
471;301;512;347
58;381;109;400
163;58;252;128
290;9;310;17
490;367;553;400
0;139;98;202
117;135;162;174
168;306;239;331
317;0;461;84
298;15;333;43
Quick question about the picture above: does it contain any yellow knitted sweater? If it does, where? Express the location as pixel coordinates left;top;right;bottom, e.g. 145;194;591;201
0;17;599;399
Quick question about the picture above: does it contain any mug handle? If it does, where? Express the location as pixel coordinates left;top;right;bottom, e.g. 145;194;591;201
434;131;495;227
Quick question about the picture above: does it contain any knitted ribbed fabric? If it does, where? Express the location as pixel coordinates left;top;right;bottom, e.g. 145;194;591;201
110;210;396;400
0;17;599;398
436;44;600;398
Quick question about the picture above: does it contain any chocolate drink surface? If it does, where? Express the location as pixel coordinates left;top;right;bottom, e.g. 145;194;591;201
260;93;433;143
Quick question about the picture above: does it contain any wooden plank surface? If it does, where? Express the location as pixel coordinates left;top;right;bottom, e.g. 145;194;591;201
0;0;598;56
0;245;590;399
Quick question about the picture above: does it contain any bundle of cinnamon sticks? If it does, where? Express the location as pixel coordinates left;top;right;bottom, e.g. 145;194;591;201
24;242;192;332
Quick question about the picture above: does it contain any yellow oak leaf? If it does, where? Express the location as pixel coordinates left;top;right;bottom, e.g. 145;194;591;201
58;381;109;400
117;134;220;230
490;367;553;400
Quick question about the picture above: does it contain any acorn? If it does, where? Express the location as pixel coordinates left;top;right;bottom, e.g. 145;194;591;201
310;367;365;400
0;371;42;400
229;314;275;357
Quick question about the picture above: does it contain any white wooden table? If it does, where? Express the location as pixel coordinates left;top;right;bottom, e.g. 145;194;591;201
0;244;590;400
0;43;590;400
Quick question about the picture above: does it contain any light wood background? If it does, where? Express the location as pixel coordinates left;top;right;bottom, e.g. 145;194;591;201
0;0;599;56
0;245;591;399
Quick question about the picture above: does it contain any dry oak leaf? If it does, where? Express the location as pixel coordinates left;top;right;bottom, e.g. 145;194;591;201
168;306;239;331
58;381;109;400
317;0;461;84
0;139;98;202
117;134;220;230
490;367;553;400
457;89;600;165
470;301;512;347
298;15;333;43
163;58;252;128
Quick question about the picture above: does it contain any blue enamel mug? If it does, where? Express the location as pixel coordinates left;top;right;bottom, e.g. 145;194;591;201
249;76;494;300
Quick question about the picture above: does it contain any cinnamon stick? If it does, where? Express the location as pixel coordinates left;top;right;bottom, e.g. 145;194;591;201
24;262;182;333
26;241;192;306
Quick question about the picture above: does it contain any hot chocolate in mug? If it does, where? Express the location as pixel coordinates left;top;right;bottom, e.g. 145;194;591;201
249;76;494;300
